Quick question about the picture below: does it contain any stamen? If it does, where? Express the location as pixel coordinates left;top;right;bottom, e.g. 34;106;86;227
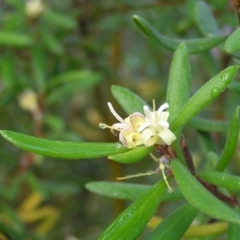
117;171;156;180
150;153;159;162
159;156;173;193
107;102;125;124
152;99;156;111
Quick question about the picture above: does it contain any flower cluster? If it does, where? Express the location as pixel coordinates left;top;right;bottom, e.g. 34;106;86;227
99;101;176;148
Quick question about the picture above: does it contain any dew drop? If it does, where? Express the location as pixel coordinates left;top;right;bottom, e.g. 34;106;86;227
221;73;229;84
211;87;220;98
99;123;107;129
116;143;122;149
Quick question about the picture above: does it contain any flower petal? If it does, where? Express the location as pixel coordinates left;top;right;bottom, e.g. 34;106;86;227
159;112;169;121
158;120;169;128
143;106;153;123
158;128;177;145
140;128;158;147
157;103;169;119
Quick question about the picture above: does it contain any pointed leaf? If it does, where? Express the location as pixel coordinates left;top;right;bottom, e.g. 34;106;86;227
86;181;183;202
98;180;166;240
188;117;229;132
40;27;63;55
225;28;240;53
48;70;102;90
171;159;240;224
170;66;239;132
108;146;153;164
199;171;240;192
216;106;239;171
32;46;47;91
195;1;221;36
0;130;128;159
111;85;147;115
42;10;76;30
146;204;198;240
0;31;32;47
167;43;191;123
228;81;240;94
228;221;240;240
132;15;227;54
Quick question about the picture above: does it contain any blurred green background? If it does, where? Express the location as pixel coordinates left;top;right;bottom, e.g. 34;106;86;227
0;0;239;239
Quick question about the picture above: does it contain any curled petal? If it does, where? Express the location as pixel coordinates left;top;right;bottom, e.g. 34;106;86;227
137;121;151;132
157;102;169;113
125;114;145;130
158;120;169;128
158;128;177;145
140;128;158;147
119;131;128;147
143;106;153;123
159;111;169;121
157;103;169;120
124;132;142;148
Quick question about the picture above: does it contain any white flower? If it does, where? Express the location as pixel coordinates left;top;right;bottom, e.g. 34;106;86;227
25;0;45;18
18;89;38;113
138;103;176;146
99;102;145;148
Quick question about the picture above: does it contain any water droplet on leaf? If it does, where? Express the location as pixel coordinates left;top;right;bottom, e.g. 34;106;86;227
221;73;229;84
117;143;122;149
211;87;220;98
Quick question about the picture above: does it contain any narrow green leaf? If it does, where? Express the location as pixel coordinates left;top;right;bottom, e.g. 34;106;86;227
188;117;229;132
167;43;191;123
132;15;227;54
48;70;101;90
228;81;240;94
146;204;198;240
46;71;102;103
204;151;220;171
86;181;183;202
42;9;76;30
0;53;15;89
195;1;221;36
215;106;239;171
170;66;239;132
0;130;129;159
0;31;32;47
98;180;166;240
111;85;147;115
32;46;46;91
228;221;240;240
225;28;240;53
199;171;240;192
40;27;63;55
108;146;153;164
171;159;240;224
86;182;150;200
0;222;24;240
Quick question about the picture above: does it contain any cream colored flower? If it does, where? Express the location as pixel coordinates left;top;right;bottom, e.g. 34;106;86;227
25;0;45;18
18;89;38;113
99;102;145;148
138;103;176;146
